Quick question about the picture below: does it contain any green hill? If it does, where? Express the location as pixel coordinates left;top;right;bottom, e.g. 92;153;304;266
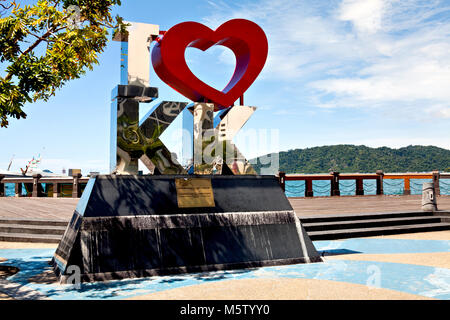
251;145;450;174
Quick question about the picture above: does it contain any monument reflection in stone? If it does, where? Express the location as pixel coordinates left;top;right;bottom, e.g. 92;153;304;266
53;19;321;283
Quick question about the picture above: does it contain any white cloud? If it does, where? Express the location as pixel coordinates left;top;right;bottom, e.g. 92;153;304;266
429;106;450;119
338;0;387;34
310;21;450;118
203;0;450;122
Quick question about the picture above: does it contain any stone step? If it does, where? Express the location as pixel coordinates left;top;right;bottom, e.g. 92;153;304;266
308;222;450;240
303;216;447;232
0;232;61;243
300;211;435;224
0;223;66;235
0;217;68;227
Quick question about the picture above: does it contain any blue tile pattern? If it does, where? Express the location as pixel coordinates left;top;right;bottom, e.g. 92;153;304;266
1;238;449;300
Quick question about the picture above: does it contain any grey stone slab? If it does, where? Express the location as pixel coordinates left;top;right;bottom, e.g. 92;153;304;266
160;228;205;268
82;175;293;217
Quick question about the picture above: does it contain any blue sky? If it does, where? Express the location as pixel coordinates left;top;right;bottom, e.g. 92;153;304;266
0;0;449;174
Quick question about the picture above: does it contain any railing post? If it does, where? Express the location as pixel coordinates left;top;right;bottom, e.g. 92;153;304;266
432;170;440;196
72;173;82;198
15;183;22;197
278;171;286;192
356;177;364;195
53;183;60;198
404;177;411;195
0;175;4;197
32;174;43;197
305;179;314;197
331;172;340;196
376;170;384;195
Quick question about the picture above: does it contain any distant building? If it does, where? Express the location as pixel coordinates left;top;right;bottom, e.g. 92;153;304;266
68;169;81;176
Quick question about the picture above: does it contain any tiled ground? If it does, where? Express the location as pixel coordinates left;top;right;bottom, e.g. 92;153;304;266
0;231;449;300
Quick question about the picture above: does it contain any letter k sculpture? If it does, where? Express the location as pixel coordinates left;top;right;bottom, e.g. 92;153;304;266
110;85;188;175
193;103;257;175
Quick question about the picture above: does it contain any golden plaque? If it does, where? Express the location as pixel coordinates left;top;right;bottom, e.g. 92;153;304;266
175;178;215;208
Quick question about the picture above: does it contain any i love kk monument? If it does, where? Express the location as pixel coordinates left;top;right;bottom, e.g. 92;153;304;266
53;19;321;283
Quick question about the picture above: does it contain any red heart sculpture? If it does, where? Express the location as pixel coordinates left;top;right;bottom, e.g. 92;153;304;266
151;19;268;110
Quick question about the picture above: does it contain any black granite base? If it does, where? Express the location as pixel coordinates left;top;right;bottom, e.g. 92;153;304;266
53;175;322;283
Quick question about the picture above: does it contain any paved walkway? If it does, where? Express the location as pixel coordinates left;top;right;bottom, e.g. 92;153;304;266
1;195;449;300
1;195;449;220
290;195;450;216
0;198;77;220
1;231;449;300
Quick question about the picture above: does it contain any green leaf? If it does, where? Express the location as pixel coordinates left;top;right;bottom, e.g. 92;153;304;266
0;0;122;127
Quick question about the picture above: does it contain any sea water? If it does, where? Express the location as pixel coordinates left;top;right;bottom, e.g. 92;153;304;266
5;183;14;196
285;178;450;197
4;183;31;197
3;179;450;198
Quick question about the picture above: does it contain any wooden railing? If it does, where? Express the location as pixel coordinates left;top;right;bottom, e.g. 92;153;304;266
0;173;90;198
278;170;448;197
1;171;449;198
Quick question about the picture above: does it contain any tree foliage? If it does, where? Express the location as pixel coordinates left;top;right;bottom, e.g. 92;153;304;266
0;0;126;127
252;145;450;174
